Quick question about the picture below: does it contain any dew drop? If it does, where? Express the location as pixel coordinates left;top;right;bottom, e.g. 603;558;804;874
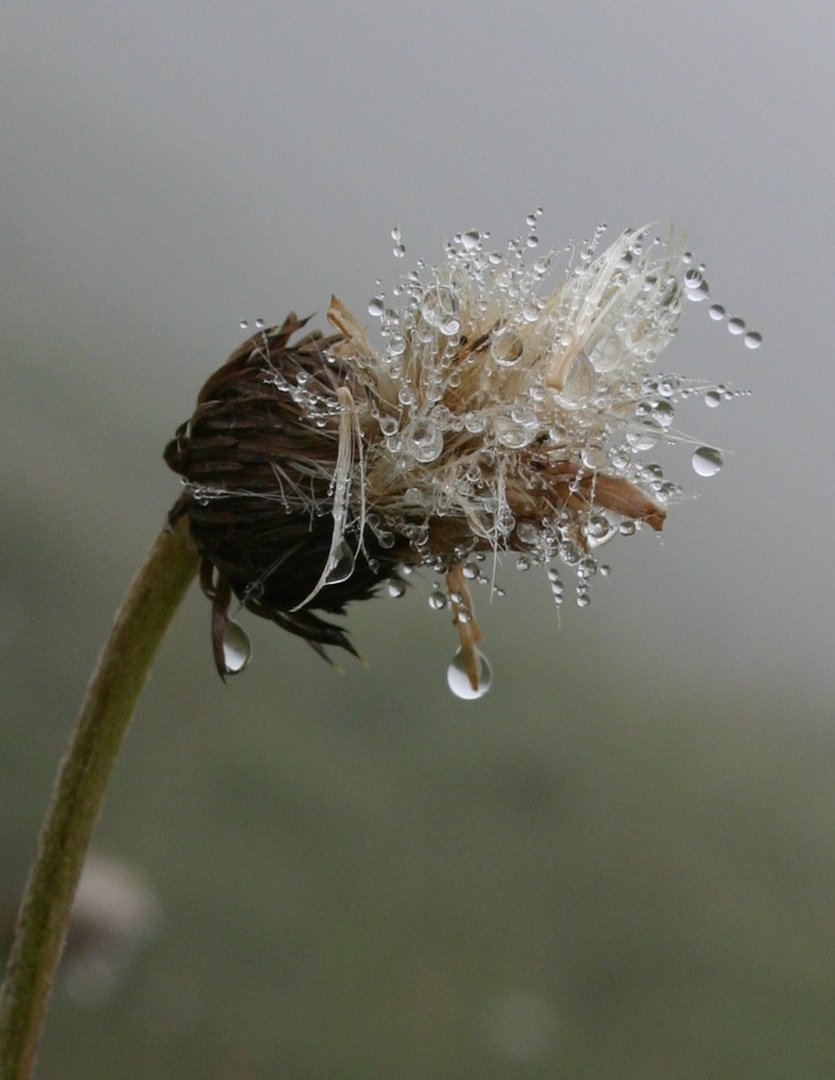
684;279;710;302
387;579;406;599
586;514;610;539
744;330;762;349
409;419;444;463
704;390;722;408
428;591;447;611
557;351;596;406
447;647;493;700
393;244;406;258
222;621;252;675
708;304;726;321
691;446;723;478
653;400;675;428
727;317;746;335
490;328;524;367
368;297;385;318
239;320;249;330
325;542;355;584
589;335;623;374
461;230;481;251
255;318;265;329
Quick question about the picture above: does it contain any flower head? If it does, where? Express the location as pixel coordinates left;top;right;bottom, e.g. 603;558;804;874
165;221;746;697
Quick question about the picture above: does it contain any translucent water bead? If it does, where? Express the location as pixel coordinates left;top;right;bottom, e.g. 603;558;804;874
222;621;252;674
447;647;493;700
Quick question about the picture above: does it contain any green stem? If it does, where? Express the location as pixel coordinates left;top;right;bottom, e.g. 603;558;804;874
0;512;198;1079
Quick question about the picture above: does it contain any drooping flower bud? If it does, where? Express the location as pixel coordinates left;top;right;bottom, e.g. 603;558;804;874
166;221;751;694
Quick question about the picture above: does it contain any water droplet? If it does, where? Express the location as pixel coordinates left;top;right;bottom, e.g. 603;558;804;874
576;592;591;608
744;330;762;349
255;318;265;329
586;514;611;540
557;351;596;406
691;446;723;478
708;304;726;321
684;278;710;302
379;415;399;437
428;591;447;611
222;621;252;674
447;647;493;700
325;541;355;584
526;235;539;248
239;320;249;330
409;418;444;463
393;244;406;258
727;317;745;335
368;297;385;318
464;412;486;435
589;336;623;374
490;328;524;367
461;230;481;251
387;579;406;598
653;400;675;428
705;390;722;408
422;285;458;329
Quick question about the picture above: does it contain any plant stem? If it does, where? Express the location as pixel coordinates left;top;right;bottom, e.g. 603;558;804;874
0;512;198;1079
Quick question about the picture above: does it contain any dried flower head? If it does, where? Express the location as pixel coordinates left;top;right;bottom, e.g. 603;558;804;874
165;220;751;697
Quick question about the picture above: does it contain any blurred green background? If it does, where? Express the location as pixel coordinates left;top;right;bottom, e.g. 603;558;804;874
3;2;835;1077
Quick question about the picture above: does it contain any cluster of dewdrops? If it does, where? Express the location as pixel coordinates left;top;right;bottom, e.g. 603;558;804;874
238;212;759;698
350;214;755;620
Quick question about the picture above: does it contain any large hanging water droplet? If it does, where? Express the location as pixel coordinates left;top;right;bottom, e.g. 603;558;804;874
222;621;252;675
691;446;723;478
744;330;762;349
447;647;493;700
325;541;355;584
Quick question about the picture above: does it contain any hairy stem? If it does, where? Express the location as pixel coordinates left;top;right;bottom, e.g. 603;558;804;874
0;513;198;1079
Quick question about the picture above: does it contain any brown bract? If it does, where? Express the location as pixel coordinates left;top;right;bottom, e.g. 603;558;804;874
164;313;404;676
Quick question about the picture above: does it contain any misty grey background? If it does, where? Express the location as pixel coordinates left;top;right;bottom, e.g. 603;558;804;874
2;2;834;1077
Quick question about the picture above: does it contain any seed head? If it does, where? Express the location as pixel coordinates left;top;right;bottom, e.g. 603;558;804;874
165;222;746;695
